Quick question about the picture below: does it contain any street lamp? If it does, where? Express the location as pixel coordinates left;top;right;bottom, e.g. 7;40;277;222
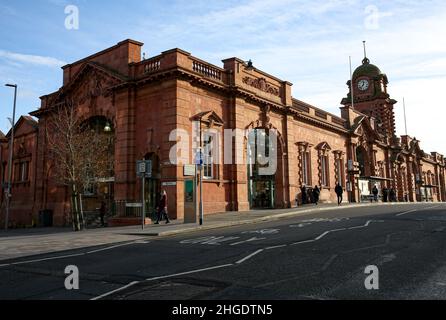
4;84;17;231
104;122;111;133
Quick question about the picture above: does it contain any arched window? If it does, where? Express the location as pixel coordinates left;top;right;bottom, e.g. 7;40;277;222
316;142;332;187
297;142;312;186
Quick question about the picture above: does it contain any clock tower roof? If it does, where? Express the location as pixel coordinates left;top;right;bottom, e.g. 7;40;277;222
352;57;383;80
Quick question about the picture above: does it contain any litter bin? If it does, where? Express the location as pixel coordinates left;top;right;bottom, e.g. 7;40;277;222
39;210;53;227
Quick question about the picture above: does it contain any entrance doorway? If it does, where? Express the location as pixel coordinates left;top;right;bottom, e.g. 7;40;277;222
251;178;275;209
247;128;278;209
143;153;161;219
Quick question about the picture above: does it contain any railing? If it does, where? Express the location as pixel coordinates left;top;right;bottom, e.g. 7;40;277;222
112;200;142;217
315;110;328;120
111;200;158;220
192;59;222;81
143;58;161;74
332;117;346;126
294;104;310;113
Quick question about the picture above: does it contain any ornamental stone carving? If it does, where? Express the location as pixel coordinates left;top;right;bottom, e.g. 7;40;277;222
242;76;280;96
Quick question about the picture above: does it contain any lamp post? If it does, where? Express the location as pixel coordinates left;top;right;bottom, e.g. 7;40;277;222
4;84;17;231
198;117;204;226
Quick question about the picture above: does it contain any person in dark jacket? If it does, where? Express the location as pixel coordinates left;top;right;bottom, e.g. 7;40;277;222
99;201;107;227
382;187;389;202
389;188;396;202
372;185;379;202
312;186;321;205
155;190;170;224
301;185;307;205
335;183;343;206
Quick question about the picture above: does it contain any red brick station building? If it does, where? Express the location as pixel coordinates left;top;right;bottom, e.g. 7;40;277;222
1;39;445;228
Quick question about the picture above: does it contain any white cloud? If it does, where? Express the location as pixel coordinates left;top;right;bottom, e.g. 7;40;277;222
0;50;66;67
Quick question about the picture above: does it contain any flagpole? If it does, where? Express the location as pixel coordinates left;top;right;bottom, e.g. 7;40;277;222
348;56;355;204
349;56;354;109
403;97;408;136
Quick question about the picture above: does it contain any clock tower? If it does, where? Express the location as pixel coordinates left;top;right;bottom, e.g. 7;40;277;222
341;54;398;139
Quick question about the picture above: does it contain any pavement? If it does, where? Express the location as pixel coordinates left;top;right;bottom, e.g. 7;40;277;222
0;202;418;261
1;202;446;300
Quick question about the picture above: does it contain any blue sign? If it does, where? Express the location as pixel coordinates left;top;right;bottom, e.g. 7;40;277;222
195;150;203;166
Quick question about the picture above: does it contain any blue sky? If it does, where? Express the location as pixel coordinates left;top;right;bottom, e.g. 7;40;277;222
1;0;445;153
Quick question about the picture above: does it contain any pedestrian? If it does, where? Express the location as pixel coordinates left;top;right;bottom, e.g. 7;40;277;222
99;200;107;227
308;187;314;204
372;185;379;202
301;185;307;205
312;186;321;205
295;193;300;207
155;190;170;224
389;188;396;202
382;187;388;203
335;183;343;206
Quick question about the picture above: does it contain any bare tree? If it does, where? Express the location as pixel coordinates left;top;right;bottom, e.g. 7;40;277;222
46;100;112;231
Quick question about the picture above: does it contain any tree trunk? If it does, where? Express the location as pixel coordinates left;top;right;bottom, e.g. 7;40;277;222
71;185;81;232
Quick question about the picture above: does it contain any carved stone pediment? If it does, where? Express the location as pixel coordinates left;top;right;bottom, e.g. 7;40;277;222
51;63;124;108
71;68;121;107
191;110;224;128
242;76;280;97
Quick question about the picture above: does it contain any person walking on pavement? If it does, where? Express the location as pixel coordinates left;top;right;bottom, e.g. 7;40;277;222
372;185;379;202
99;200;107;227
155;190;170;224
382;187;389;203
335;183;343;206
389;188;396;202
301;185;307;205
313;186;321;205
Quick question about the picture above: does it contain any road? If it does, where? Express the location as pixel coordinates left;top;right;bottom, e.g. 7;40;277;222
1;203;446;300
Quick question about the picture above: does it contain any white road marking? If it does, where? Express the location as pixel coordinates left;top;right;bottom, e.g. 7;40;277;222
315;231;331;241
291;220;382;246
290;223;313;228
202;236;240;245
0;240;148;268
265;244;288;250
321;254;338;271
180;236;240;245
145;264;234;281
1;253;86;267
348;225;365;230
91;281;140;300
236;249;264;264
396;209;418;217
242;229;280;235
230;237;266;246
91;264;234;300
86;242;136;254
291;239;316;246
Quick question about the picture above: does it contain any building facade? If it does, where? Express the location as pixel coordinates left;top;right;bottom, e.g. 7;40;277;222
1;39;445;228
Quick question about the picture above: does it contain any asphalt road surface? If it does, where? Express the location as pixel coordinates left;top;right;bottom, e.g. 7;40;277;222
1;203;446;300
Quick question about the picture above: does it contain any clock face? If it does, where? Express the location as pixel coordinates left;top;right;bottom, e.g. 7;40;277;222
358;79;369;91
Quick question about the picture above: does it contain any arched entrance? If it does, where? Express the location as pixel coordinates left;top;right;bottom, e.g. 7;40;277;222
356;146;370;177
143;153;161;217
356;145;371;202
246;127;284;209
80;116;115;217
